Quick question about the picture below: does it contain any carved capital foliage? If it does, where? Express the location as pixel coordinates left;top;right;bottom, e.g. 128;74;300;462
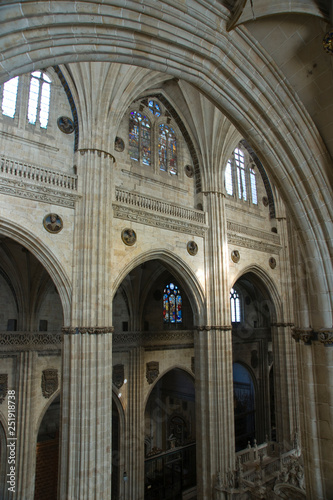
291;328;313;344
146;361;159;384
62;327;114;335
318;329;333;346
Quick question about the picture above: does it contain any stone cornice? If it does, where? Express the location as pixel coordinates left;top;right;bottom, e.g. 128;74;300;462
0;332;61;351
227;220;280;245
62;327;114;335
271;322;294;328
196;325;232;331
227;233;281;255
113;204;207;237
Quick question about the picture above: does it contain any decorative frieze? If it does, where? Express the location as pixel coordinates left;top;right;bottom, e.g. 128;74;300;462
228;234;281;255
113;204;207;237
196;325;232;331
62;327;114;335
227;221;280;244
0;332;61;350
0;154;79;207
113;330;194;346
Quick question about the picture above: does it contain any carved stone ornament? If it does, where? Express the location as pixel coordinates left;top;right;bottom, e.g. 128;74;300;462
0;374;8;404
43;213;63;234
57;116;74;134
231;250;240;263
115;136;125;152
121;228;137;246
318;329;333;346
146;361;159;384
187;240;198;256
262;196;269;207
41;369;58;399
269;257;277;269
113;364;124;389
185;164;194;178
291;328;313;344
62;326;114;334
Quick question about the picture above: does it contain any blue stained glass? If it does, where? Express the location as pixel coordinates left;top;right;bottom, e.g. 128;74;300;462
163;283;182;324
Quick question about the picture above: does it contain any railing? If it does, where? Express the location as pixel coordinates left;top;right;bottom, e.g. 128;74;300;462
0;155;77;190
115;188;206;224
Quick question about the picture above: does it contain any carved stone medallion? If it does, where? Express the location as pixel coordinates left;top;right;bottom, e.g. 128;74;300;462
0;374;8;404
269;257;277;269
41;369;58;399
115;136;125;152
57;116;74;134
231;250;240;263
43;213;63;234
113;364;124;389
187;240;198;256
146;361;159;384
121;228;137;246
185;164;194;178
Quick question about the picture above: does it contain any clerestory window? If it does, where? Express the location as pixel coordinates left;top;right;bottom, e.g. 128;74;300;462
1;77;19;118
128;99;178;176
27;71;51;128
224;144;258;205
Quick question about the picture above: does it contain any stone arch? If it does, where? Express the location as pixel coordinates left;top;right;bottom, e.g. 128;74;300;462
144;365;195;408
112;249;205;326
0;2;331;327
231;264;283;324
0;218;71;325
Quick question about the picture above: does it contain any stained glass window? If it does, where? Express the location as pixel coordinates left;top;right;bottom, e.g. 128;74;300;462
158;124;177;174
148;100;161;117
27;71;51;128
1;77;19;118
163;283;182;324
230;288;241;323
129;111;151;165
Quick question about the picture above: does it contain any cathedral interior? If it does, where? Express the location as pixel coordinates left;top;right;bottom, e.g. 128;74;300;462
0;1;332;499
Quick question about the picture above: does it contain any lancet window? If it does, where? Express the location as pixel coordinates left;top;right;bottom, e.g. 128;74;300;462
224;144;258;205
27;71;51;128
163;283;182;324
230;287;241;323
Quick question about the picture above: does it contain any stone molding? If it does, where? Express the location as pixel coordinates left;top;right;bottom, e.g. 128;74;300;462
228;233;281;254
271;322;294;328
227;220;280;245
113;204;207;237
62;327;114;335
0;332;61;351
196;325;232;331
0;154;79;207
113;330;194;345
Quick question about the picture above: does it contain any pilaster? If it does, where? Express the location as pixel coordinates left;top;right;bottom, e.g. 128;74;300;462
195;191;235;498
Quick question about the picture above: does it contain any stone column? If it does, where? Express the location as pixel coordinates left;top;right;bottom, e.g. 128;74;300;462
13;350;37;500
124;347;145;500
195;191;235;498
59;149;114;499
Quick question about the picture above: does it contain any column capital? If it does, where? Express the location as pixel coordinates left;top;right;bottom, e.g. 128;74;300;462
292;327;333;345
291;327;313;343
317;328;333;346
62;326;114;335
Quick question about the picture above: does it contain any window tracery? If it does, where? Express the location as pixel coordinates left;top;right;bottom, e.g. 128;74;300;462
128;98;179;176
224;144;258;205
230;287;241;323
163;283;182;324
28;71;51;128
1;77;19;118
